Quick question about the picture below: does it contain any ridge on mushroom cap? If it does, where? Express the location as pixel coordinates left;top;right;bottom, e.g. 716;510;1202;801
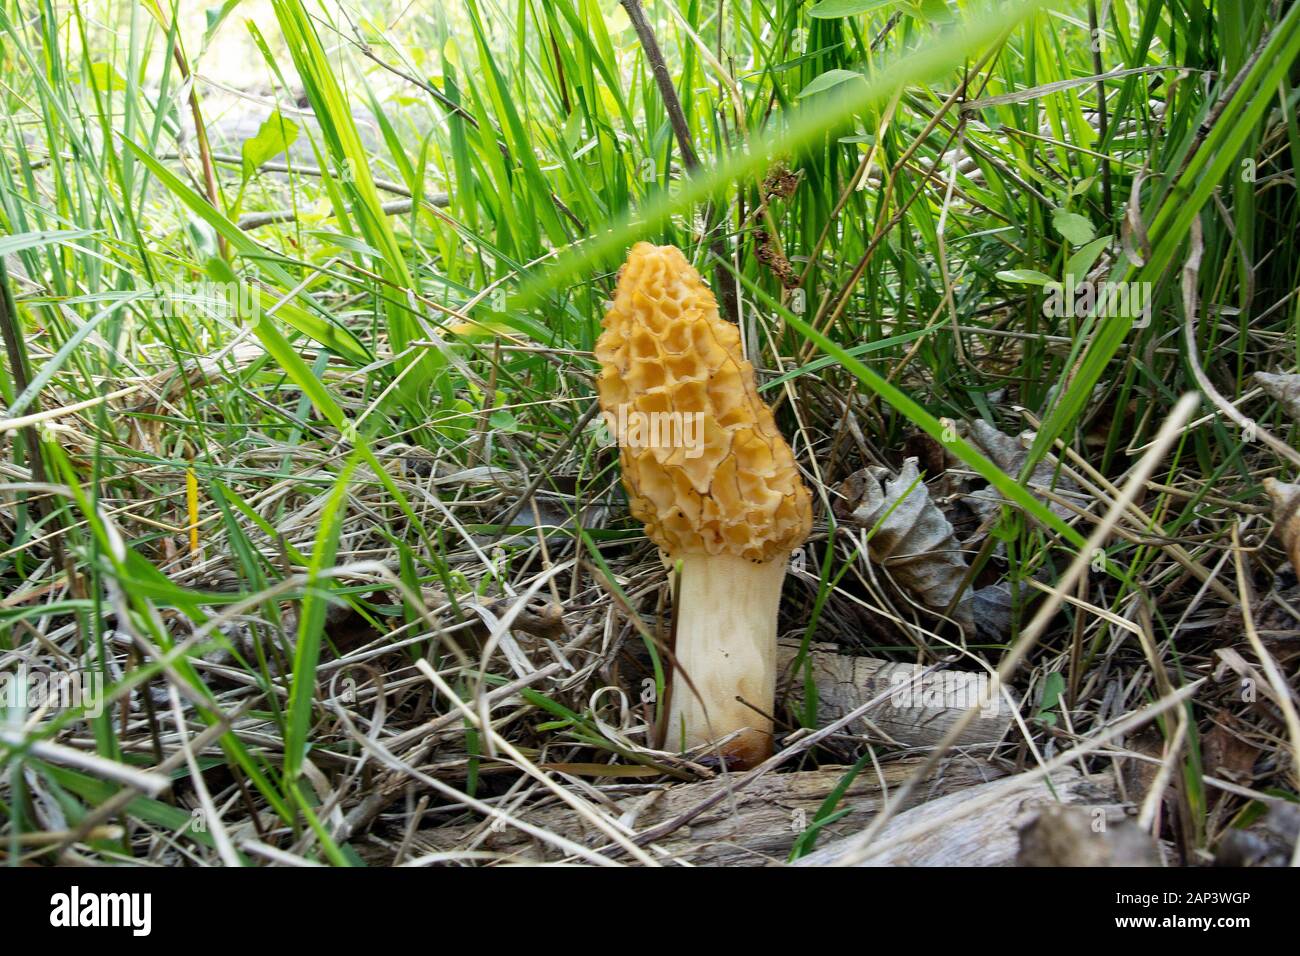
595;242;813;563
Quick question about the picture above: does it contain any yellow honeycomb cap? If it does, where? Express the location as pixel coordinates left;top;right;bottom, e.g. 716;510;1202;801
595;243;813;563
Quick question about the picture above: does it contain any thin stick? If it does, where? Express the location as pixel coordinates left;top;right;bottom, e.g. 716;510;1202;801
1087;0;1114;215
619;0;737;323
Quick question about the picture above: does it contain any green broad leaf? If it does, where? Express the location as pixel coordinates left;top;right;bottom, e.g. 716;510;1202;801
995;268;1056;285
1068;175;1098;198
241;110;300;176
488;409;519;432
1066;235;1112;282
914;0;955;22
435;398;476;440
1051;207;1096;246
187;220;219;259
797;69;868;99
203;0;243;48
305;230;383;258
809;0;899;18
1036;671;1065;719
82;61;127;92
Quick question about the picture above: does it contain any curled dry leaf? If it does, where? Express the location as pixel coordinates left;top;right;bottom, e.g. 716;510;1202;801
837;457;975;629
970;581;1017;638
965;419;1082;521
1262;477;1300;576
1254;371;1300;422
776;639;1015;749
1120;171;1150;267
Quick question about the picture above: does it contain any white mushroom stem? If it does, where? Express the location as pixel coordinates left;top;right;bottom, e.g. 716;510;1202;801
664;552;788;769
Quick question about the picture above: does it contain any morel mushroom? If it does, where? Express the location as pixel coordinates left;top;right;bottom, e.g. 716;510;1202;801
595;242;813;769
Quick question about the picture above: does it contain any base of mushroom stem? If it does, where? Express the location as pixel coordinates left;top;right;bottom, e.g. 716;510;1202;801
691;728;772;771
662;553;786;772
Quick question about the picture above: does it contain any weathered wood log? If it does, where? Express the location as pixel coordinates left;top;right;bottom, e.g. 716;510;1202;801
794;766;1126;866
778;640;1017;749
394;758;1005;866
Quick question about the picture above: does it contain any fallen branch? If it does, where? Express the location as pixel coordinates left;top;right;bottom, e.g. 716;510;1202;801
238;197;445;231
794;766;1128;866
393;758;1004;866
